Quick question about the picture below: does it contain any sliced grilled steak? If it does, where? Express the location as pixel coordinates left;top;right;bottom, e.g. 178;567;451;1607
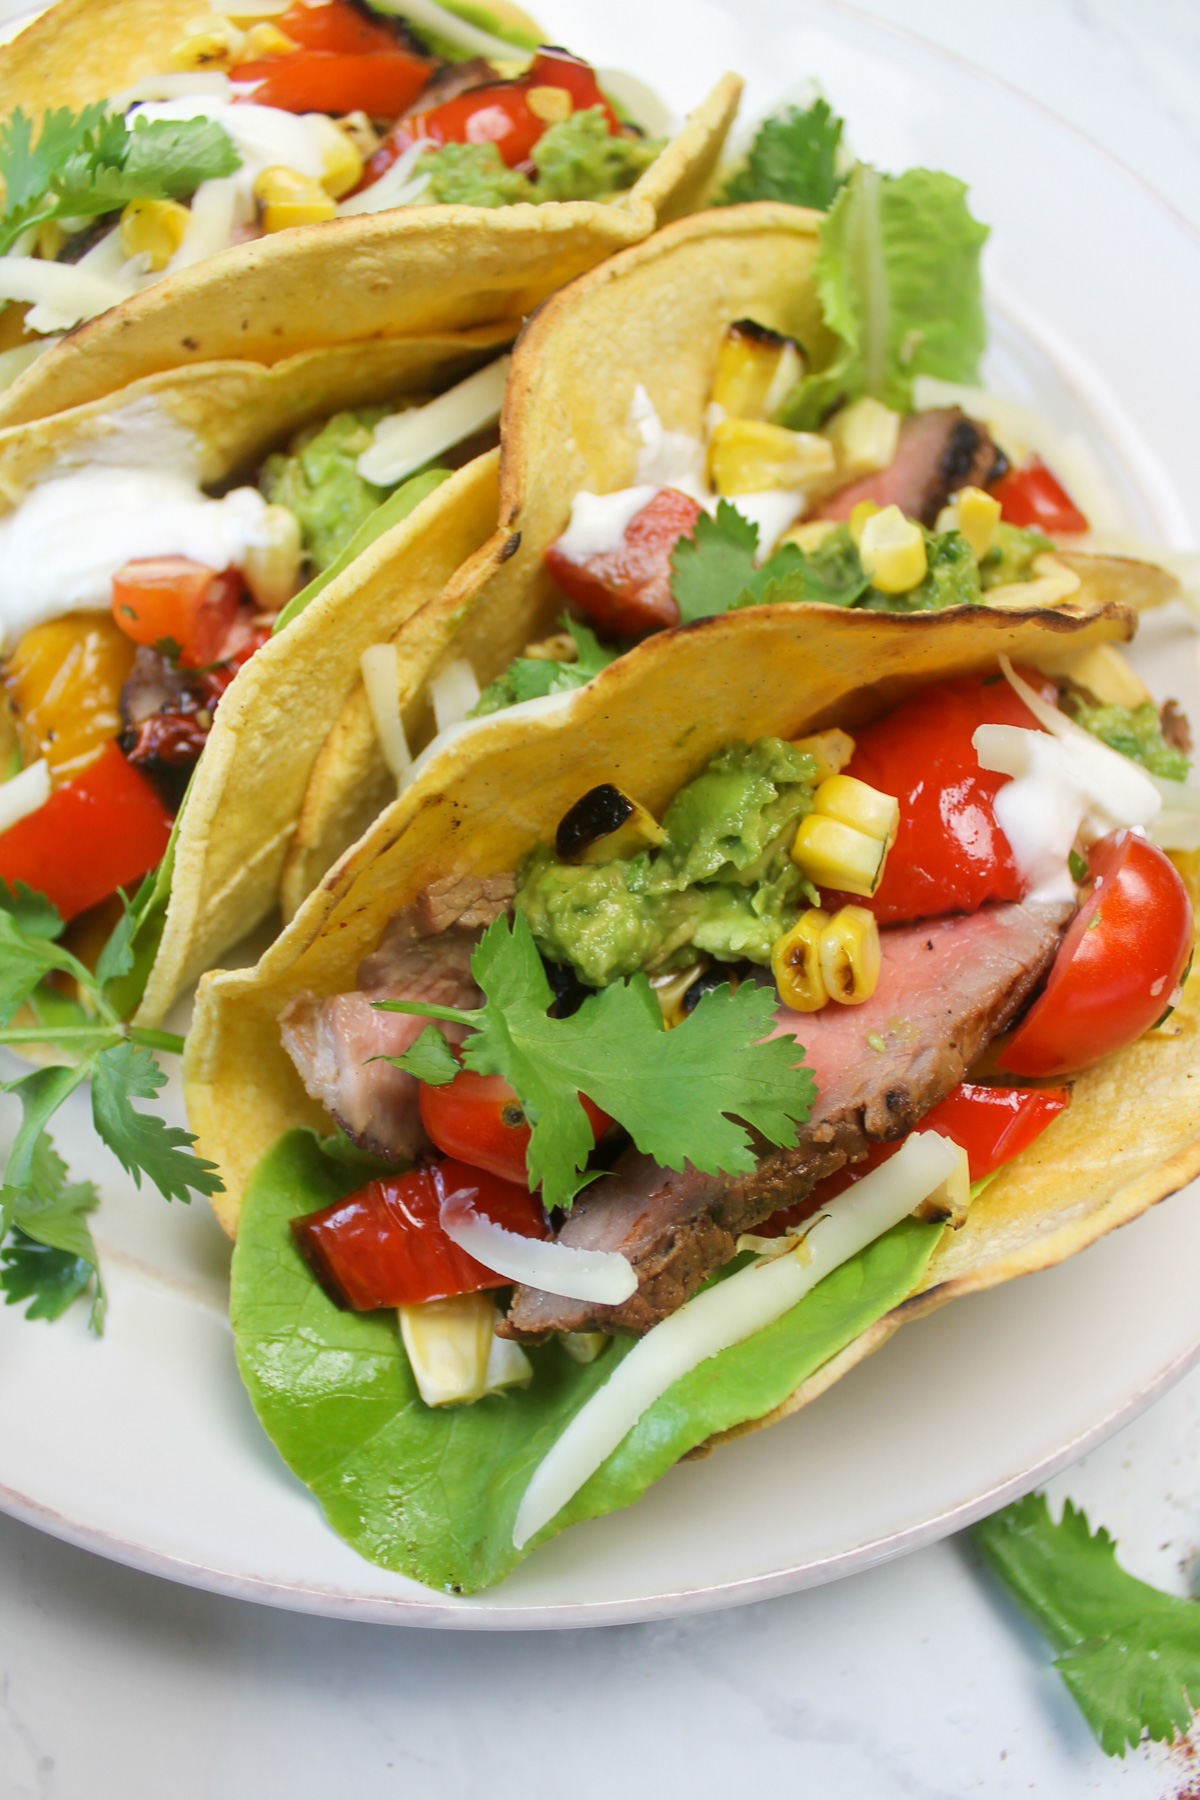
279;874;512;1160
815;407;1001;528
502;900;1071;1339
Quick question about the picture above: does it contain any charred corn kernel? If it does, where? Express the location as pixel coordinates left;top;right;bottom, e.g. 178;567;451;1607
648;962;708;1029
789;727;855;783
168;14;246;68
242;503;303;611
335;111;381;159
254;166;337;231
35;218;66;260
526;84;573;122
772;908;828;1012
709;419;835;497
556;783;665;863
848;500;880;545
913;1139;970;1228
818;905;881;1006
3;614;135;780
119;197;191;271
399;1293;496;1407
562;1331;610;1364
814;773;899;849
243;18;296;53
305;113;365;199
781;519;838;553
711;320;805;423
858;504;928;594
523;630;577;662
822;396;901;481
791;813;886;898
938;485;1001;560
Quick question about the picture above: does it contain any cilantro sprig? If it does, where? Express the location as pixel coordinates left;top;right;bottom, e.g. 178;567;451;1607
471;616;619;716
669;502;870;621
717;98;847;211
0;103;241;257
376;911;815;1209
974;1492;1200;1756
0;873;222;1330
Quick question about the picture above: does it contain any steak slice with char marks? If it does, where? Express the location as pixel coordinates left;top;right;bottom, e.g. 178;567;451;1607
501;900;1071;1340
815;407;1001;528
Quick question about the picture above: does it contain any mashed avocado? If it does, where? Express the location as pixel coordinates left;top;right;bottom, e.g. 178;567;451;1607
261;408;391;571
517;737;820;987
979;521;1054;589
414;108;662;210
1060;694;1190;781
416;141;535;207
861;528;981;613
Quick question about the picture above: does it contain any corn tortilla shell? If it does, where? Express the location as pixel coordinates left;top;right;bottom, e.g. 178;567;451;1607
186;598;1135;1236
0;0;742;427
287;203;1179;906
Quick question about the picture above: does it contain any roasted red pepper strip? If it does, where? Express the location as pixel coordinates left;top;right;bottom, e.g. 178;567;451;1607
231;48;432;116
111;558;243;670
276;0;398;54
545;488;702;635
292;1158;550;1309
0;741;173;920
990;456;1089;535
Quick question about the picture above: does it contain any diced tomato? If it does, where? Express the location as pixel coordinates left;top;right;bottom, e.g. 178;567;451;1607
545;488;702;636
990;456;1089;535
276;0;398;55
111;558;243;670
754;1081;1069;1236
0;741;172;920
524;47;621;131
230;48;432;116
419;1068;611;1187
291;1158;549;1309
830;669;1059;926
1000;831;1193;1077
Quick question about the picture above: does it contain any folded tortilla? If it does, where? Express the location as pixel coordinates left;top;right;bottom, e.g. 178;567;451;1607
284;202;1179;915
0;0;742;426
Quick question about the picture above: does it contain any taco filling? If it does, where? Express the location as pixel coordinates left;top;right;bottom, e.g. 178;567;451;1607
0;3;664;361
254;645;1195;1578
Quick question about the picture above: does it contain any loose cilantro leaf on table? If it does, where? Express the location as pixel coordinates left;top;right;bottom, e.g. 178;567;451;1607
471;616;620;716
718;99;846;211
973;1492;1200;1756
0;104;240;256
379;911;815;1209
0;1133;104;1328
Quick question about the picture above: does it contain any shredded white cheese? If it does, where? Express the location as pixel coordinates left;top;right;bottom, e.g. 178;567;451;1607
360;643;412;788
358;358;510;487
0;760;51;834
440;1189;637;1305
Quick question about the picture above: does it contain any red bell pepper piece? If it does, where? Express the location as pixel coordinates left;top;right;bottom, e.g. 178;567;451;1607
990;456;1089;535
0;742;173;920
292;1158;550;1309
276;0;398;54
231;48;432;116
545;488;702;636
111;558;243;669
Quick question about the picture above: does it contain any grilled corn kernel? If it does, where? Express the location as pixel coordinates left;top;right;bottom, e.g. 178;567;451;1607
711;320;805;423
562;1331;609;1364
913;1139;970;1229
243;19;296;53
789;728;855;784
556;783;665;863
709;419;835;497
771;908;828;1012
790;813;886;898
527;83;573;122
253;166;337;232
858;504;928;594
336;110;382;159
168;14;246;68
242;503;303;610
781;519;838;553
648;962;708;1029
848;500;880;545
818;904;881;1006
119;197;191;271
814;773;899;849
399;1293;496;1408
3;613;135;779
305;112;365;199
822;396;901;481
937;484;1001;560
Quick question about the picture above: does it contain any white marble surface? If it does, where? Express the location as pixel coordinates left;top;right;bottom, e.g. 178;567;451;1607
4;3;1200;1796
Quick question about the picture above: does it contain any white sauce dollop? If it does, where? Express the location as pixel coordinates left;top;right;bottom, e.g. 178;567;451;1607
555;486;659;559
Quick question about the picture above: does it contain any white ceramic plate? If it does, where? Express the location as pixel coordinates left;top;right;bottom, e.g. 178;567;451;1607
2;0;1199;1629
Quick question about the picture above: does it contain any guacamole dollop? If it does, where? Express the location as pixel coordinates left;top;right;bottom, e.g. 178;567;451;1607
414;108;662;210
516;737;820;987
979;521;1054;589
261;408;391;572
1060;694;1189;781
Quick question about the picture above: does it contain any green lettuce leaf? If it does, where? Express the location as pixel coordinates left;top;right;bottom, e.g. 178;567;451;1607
232;1129;943;1593
780;164;989;429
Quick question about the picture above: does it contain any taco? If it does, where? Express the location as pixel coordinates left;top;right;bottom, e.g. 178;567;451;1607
282;198;1179;913
0;0;741;425
0;327;521;1032
184;584;1200;1593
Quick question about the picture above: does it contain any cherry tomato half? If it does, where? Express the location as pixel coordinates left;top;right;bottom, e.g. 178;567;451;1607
111;558;243;669
544;488;702;637
990;456;1089;535
420;1068;611;1187
291;1158;549;1309
1000;831;1193;1077
0;741;173;920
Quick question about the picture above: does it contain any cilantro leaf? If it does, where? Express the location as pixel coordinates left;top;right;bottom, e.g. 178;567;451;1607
379;914;815;1209
670;501;760;622
121;116;240;197
0;878;63;941
741;526;872;610
718;99;846;211
1;1062;92;1189
973;1492;1200;1756
0;910;80;1026
471;616;620;717
0;1133;104;1328
389;1023;461;1085
90;1041;222;1204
